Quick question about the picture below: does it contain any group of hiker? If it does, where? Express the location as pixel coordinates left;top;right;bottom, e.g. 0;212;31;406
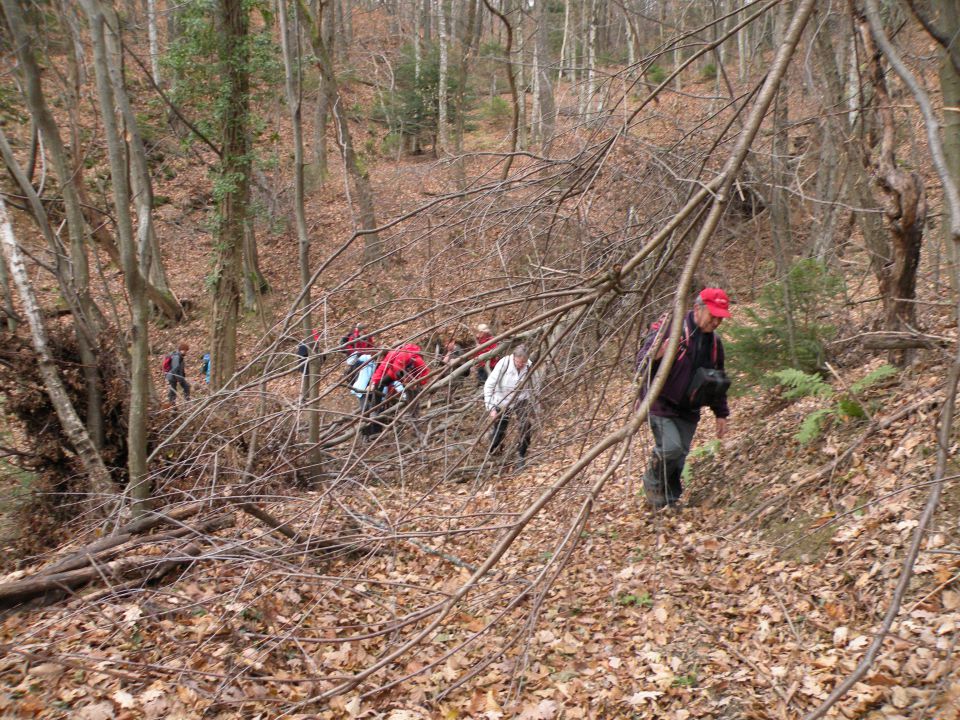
161;287;733;508
328;322;536;468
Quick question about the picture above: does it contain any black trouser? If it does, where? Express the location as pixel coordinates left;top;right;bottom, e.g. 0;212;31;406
490;399;533;458
167;373;190;403
476;365;489;386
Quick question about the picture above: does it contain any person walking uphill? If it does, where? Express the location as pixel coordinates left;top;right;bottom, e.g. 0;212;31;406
484;344;538;470
369;342;429;404
163;342;191;405
637;288;732;509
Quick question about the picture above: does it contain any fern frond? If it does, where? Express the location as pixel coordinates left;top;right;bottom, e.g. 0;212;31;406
770;368;833;399
851;364;898;394
796;408;834;444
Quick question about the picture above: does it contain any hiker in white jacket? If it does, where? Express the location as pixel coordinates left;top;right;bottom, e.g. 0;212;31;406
484;345;537;468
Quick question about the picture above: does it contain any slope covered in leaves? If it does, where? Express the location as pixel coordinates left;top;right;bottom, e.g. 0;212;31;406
2;345;959;718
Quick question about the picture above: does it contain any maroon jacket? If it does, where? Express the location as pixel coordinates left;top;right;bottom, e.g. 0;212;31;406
636;311;730;422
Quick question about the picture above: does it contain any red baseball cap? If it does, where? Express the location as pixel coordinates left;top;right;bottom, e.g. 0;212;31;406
700;288;731;318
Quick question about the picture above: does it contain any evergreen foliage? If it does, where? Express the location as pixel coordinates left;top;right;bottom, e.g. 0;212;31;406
727;259;844;387
374;41;469;152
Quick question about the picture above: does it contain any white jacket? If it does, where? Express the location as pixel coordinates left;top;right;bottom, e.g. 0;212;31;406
484;355;538;411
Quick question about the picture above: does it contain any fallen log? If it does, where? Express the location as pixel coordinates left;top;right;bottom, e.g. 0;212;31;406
39;502;206;576
0;515;235;610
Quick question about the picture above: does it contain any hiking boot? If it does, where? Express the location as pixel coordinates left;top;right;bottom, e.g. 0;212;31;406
515;457;526;471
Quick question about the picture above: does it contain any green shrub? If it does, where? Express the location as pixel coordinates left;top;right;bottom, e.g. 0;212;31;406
647;64;667;85
727;259;844;388
702;63;717;80
483;96;512;124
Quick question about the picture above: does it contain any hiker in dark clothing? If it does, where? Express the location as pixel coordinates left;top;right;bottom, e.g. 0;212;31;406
165;342;191;404
442;337;469;383
473;323;498;386
636;288;731;509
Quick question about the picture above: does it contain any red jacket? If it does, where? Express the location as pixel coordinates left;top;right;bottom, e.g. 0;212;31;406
371;344;429;388
342;327;374;353
474;332;498;369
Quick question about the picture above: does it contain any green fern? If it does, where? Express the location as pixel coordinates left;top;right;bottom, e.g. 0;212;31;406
850;364;898;394
797;408;834;444
770;368;833;400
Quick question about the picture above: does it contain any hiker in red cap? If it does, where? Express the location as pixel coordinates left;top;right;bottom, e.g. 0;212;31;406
635;288;732;510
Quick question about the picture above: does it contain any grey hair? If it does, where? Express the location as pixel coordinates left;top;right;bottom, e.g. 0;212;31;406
513;344;529;358
693;296;706;308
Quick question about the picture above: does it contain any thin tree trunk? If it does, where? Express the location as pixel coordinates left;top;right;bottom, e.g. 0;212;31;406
535;0;556;155
482;0;519;180
0;246;16;332
437;0;450;155
302;0;384;265
452;0;478;189
210;0;251;387
858;9;926;365
937;0;960;295
279;0;320;450
82;0;152;516
146;0;161;85
769;1;797;366
0;195;114;504
3;0;106;447
102;4;183;323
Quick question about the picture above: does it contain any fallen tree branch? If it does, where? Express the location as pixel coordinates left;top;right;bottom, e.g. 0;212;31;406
0;515;234;610
40;502;206;575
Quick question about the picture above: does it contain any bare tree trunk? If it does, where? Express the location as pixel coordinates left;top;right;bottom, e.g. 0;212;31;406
311;0;333;177
935;0;960;295
437;0;450;155
102;4;183;323
210;0;251;387
2;0;106;448
0;246;16;332
452;0;478;189
769;1;798;366
83;0;152;516
302;0;384;265
0;196;114;504
279;0;320;450
483;0;519;180
534;0;556;155
858;9;925;365
146;0;161;86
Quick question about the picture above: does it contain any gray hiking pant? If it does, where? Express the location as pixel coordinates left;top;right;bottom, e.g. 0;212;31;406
643;414;698;508
167;373;190;403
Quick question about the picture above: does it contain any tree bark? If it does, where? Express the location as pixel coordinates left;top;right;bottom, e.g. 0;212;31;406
210;0;251;388
482;0;519;180
278;0;320;449
2;0;107;448
437;0;450;155
82;0;152;516
858;9;925;365
0;195;114;505
935;0;960;295
101;4;183;323
302;0;384;265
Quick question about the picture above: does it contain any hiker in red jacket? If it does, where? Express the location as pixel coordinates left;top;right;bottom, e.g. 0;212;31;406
473;323;498;386
341;323;375;355
369;343;429;402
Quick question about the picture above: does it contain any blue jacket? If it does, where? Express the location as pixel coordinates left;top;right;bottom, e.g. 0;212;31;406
636;311;730;422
